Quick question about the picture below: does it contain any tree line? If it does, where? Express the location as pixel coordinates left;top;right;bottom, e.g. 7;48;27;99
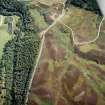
0;0;40;105
65;0;102;15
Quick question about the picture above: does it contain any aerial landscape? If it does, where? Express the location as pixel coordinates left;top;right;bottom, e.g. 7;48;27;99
0;0;105;105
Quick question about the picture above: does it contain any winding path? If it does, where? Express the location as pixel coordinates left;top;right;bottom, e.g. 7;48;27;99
26;2;66;104
26;1;104;103
59;17;104;45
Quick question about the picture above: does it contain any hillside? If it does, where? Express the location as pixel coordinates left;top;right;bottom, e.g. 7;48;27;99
0;0;105;105
27;1;105;105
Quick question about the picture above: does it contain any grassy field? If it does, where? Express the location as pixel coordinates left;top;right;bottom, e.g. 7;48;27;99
61;5;101;43
0;24;11;59
0;20;11;104
0;15;19;59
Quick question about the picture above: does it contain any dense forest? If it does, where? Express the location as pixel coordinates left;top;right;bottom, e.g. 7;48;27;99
65;0;102;15
0;0;40;105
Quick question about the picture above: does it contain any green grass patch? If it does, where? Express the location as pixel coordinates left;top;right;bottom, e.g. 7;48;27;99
30;9;48;29
0;24;11;59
